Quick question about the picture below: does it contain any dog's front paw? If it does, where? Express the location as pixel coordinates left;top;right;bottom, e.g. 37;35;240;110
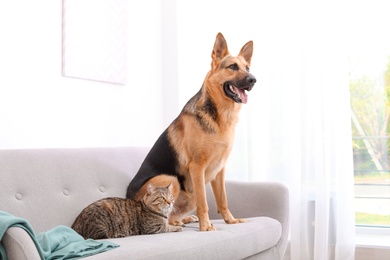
200;222;217;231
225;218;247;224
202;225;217;231
220;209;247;224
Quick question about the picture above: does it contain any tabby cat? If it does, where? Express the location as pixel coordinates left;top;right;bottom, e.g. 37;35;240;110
71;183;183;239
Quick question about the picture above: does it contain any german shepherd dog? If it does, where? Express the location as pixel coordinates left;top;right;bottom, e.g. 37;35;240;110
127;33;256;231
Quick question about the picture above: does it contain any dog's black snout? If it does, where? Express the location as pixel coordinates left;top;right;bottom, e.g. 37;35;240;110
246;75;257;85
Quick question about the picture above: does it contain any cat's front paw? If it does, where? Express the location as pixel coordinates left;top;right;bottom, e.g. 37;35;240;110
169;225;183;232
169;220;184;227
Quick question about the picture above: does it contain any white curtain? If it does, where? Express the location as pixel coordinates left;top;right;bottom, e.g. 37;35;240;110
242;10;356;259
175;1;356;259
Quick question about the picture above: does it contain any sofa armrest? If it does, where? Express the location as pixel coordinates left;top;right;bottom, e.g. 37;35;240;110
206;181;290;257
2;227;41;260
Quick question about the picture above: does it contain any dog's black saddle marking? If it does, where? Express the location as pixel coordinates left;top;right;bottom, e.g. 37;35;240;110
126;129;185;199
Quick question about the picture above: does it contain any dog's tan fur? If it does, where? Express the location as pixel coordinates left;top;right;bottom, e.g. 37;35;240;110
128;33;255;231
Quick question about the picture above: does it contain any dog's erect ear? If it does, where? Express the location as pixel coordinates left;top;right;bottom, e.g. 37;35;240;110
238;40;253;66
212;33;229;63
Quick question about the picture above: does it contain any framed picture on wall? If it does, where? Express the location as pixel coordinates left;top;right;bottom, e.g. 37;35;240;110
62;0;127;84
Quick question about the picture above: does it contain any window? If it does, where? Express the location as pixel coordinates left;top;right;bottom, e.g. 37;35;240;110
350;49;390;228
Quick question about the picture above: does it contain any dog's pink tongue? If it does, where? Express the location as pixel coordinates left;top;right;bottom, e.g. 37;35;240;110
237;88;248;104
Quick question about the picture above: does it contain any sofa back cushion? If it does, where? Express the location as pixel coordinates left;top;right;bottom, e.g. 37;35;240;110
0;147;149;232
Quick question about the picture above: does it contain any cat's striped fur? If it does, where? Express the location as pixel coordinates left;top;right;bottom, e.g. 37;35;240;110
71;183;182;239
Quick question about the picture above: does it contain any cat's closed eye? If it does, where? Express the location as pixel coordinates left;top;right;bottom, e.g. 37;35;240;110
162;197;172;204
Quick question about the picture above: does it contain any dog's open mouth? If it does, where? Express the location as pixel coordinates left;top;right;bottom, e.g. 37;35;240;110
223;83;253;104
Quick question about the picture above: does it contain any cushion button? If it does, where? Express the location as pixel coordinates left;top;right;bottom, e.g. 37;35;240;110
15;193;23;200
63;189;70;196
99;186;106;193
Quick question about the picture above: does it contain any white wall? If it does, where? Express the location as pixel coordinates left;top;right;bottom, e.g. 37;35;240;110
0;0;168;149
0;0;284;152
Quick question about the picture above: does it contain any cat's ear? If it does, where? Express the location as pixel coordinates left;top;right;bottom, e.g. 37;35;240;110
166;183;173;192
147;183;155;195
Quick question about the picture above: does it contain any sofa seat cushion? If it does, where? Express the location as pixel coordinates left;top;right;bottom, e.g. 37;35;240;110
85;217;281;260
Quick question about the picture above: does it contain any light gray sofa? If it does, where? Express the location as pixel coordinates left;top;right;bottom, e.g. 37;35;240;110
0;147;289;259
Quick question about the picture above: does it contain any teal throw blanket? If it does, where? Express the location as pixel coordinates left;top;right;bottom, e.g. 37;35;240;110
0;211;119;260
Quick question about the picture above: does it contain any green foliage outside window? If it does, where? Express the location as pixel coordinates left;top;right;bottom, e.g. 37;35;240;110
350;56;390;227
